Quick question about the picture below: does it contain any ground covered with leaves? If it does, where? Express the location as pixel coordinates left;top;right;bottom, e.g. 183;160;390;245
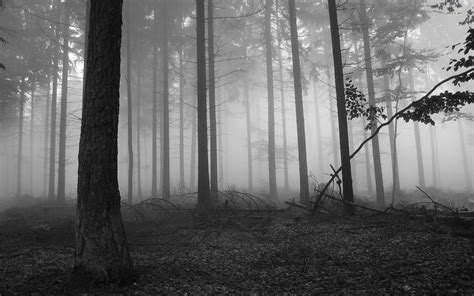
0;203;473;294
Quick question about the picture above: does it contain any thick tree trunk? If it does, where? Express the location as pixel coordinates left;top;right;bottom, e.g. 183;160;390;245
57;0;71;202
208;0;218;201
328;0;354;215
75;0;134;283
151;8;158;198
126;0;133;204
161;0;170;199
16;77;25;197
196;0;212;211
288;0;309;205
264;0;277;200
359;0;384;209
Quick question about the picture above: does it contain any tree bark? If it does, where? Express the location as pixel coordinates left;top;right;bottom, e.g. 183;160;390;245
264;0;277;200
125;0;133;204
29;87;35;194
136;60;142;199
57;0;71;202
208;0;218;201
408;69;425;188
328;0;354;215
43;78;50;196
242;25;253;192
151;7;158;198
179;45;185;189
16;77;25;197
75;0;134;283
288;0;309;205
161;0;170;199
196;0;212;211
359;0;385;209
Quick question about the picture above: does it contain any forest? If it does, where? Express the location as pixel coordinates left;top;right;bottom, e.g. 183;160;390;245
0;0;473;294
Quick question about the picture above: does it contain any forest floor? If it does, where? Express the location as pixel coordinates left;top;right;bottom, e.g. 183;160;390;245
0;197;473;295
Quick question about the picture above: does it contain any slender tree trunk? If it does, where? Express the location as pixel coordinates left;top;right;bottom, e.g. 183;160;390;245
380;51;400;200
29;87;35;194
242;26;253;192
136;61;142;199
126;0;133;203
48;23;60;201
16;77;25;197
408;70;425;188
151;8;158;198
362;118;374;194
196;0;212;211
326;67;339;168
348;118;357;193
161;0;170;199
264;0;277;199
328;0;354;214
217;88;224;185
43;79;50;196
359;0;384;209
312;83;324;176
57;0;71;202
457;120;472;191
179;46;185;188
288;0;309;204
208;0;218;200
190;107;197;190
277;25;289;192
429;126;439;187
75;0;134;282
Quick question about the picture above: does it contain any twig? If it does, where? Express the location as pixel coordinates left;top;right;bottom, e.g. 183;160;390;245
415;186;458;217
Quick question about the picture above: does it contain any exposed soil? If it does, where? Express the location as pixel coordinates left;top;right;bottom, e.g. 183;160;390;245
0;207;473;295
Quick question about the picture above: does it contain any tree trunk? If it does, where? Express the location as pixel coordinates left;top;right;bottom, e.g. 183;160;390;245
429;126;439;187
190;106;197;190
328;0;354;215
151;7;158;198
161;0;170;199
242;25;253;192
179;45;185;189
48;21;60;201
16;77;25;197
288;0;309;205
408;70;425;188
326;67;339;168
125;0;133;204
196;0;212;211
264;0;277;200
57;0;70;202
75;0;134;283
312;83;324;177
29;87;35;194
380;51;400;200
43;79;50;196
277;21;289;192
208;0;218;201
359;0;384;209
457;120;472;191
362;118;374;194
136;60;142;199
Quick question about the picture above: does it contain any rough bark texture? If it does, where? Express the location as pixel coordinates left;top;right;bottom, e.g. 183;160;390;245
75;0;134;283
264;0;277;200
328;0;354;215
126;0;133;204
359;0;385;209
57;0;70;202
208;0;218;201
288;0;309;205
161;0;170;199
196;0;212;211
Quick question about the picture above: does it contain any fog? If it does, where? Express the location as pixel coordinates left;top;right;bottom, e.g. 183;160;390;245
0;0;472;207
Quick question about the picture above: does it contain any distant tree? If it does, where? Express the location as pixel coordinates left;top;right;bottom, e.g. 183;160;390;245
151;6;159;198
161;0;170;199
75;0;134;283
208;0;218;201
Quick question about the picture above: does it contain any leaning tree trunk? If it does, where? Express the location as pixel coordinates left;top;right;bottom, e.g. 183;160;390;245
264;0;277;200
196;0;212;211
125;0;133;204
208;0;218;201
328;0;354;215
161;0;170;199
16;77;25;197
75;0;134;283
57;0;71;202
359;0;385;209
288;0;309;205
